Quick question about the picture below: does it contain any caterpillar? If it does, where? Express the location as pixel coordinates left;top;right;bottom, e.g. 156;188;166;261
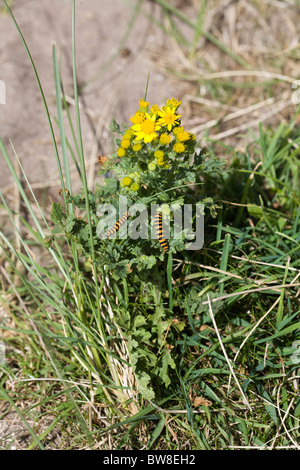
154;211;169;252
106;211;129;238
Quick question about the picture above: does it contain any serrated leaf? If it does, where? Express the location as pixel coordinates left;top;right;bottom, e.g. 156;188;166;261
109;118;122;133
65;215;75;234
80;224;92;241
51;224;62;234
102;178;118;195
159;351;176;388
135;371;155;401
50;202;66;226
133;315;147;329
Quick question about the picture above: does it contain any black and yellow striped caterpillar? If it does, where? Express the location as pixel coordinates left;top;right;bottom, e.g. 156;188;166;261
106;211;129;238
154;211;169;253
106;209;169;252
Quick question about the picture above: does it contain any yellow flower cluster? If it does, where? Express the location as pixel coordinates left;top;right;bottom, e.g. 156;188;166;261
129;98;182;147
116;98;196;190
120;170;141;192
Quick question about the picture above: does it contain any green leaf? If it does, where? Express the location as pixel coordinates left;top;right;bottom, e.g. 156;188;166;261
110;118;122;133
247;204;263;219
65;214;75;234
147;415;165;449
159;351;176;388
102;177;119;195
135;371;155;401
50;202;66;226
294;399;300;418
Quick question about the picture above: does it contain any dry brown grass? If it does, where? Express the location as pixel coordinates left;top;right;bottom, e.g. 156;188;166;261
148;0;300;153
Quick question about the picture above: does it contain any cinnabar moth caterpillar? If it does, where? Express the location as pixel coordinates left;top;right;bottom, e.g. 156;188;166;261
106;211;129;238
154;211;168;252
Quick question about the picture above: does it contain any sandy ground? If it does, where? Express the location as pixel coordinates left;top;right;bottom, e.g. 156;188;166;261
1;0;300;450
0;0;195;448
0;0;193;195
1;0;300;198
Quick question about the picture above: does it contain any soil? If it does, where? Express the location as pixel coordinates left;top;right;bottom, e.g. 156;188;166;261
0;0;195;449
0;0;193;196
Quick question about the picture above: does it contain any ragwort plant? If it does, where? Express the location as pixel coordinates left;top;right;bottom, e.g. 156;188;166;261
51;97;225;401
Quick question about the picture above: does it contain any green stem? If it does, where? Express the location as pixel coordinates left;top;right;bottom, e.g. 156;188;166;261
167;251;173;311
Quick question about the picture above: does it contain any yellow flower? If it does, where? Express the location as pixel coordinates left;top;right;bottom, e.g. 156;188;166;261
117;147;126;157
130;182;140;191
139;98;149;111
121;139;131;149
172;126;184;135
132;143;142;152
173;142;185;154
130;111;145;125
131;113;161;143
157;156;165;166
150;104;160;116
124;129;135;140
159;132;171;145
177;130;190;142
154;150;164;159
121;176;132;187
166;97;181;109
158;106;181;131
